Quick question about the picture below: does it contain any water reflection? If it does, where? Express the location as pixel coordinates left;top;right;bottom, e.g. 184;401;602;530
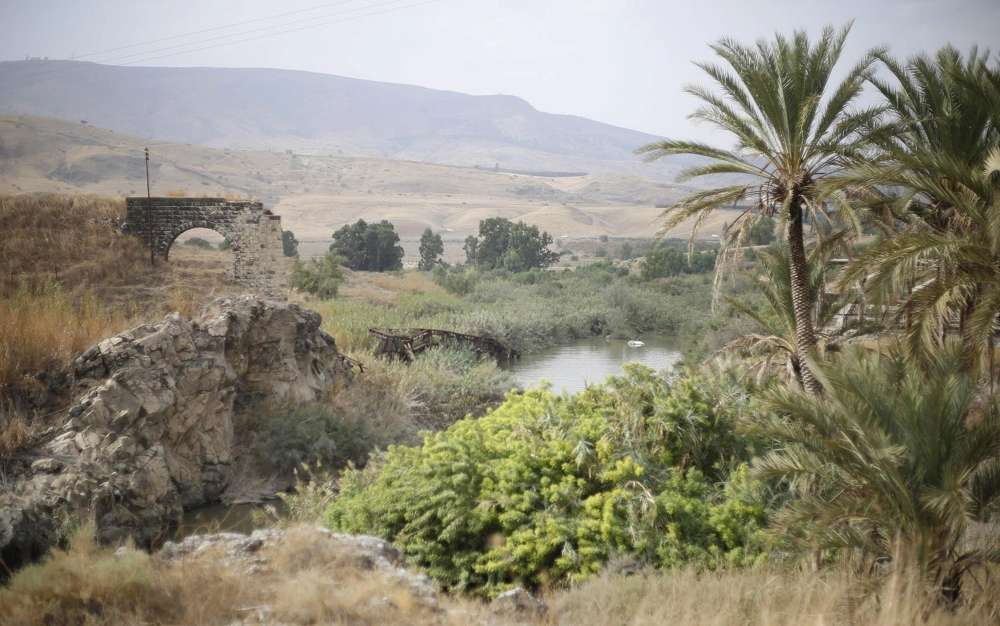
508;336;682;395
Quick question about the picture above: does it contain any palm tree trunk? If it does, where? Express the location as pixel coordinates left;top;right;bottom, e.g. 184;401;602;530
787;199;822;395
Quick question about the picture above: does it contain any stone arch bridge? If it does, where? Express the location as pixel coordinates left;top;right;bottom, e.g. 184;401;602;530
123;197;287;297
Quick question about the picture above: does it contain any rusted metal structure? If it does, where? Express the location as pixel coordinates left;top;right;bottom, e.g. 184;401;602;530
369;328;518;362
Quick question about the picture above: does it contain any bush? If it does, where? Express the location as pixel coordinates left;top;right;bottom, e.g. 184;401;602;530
282;230;299;257
183;237;215;249
325;366;767;596
641;244;716;280
291;253;344;299
244;403;376;476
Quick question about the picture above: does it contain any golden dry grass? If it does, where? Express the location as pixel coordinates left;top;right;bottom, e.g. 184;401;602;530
550;567;998;626
338;269;445;305
0;285;136;388
0;194;249;389
3;525;996;626
0;526;484;626
0;408;35;460
0;193;151;297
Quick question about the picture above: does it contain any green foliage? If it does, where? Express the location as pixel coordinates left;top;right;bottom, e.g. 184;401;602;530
641;244;716;280
464;217;559;271
330;219;404;272
325;366;768;595
291;252;344;299
281;229;299;257
752;347;1000;601
244;403;375;476
418;227;444;271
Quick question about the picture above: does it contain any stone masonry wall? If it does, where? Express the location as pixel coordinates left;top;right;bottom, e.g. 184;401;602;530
123;197;287;298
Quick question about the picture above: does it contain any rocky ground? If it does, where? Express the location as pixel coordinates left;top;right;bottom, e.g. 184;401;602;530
153;526;546;626
1;296;354;574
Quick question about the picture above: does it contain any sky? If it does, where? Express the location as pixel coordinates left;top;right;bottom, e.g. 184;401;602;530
1;0;997;141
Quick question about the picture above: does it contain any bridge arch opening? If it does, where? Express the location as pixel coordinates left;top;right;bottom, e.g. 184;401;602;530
123;197;287;298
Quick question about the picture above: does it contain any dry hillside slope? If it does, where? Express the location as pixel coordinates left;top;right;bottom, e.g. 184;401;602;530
0;59;693;179
0;116;736;247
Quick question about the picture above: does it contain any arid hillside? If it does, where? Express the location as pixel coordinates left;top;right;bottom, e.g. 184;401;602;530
0;115;736;251
0;60;688;179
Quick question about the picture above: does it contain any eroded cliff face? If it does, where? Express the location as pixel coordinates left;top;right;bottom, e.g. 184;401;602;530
0;296;352;572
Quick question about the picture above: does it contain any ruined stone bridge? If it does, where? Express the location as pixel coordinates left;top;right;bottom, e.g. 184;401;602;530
123;197;287;297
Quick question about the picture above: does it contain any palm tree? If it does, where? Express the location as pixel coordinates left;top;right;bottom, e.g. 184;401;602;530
838;48;1000;378
722;245;847;387
753;347;1000;603
638;24;881;394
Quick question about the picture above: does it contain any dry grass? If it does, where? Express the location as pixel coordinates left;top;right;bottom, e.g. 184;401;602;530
0;525;483;626
0;284;136;388
0;193;251;390
549;567;998;626
338;269;445;305
3;525;996;626
0;408;36;461
0;193;151;297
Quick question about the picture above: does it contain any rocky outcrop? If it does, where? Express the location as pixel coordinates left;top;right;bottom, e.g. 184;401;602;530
0;297;351;573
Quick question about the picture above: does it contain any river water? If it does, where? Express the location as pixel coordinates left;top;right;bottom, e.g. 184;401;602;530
507;336;683;394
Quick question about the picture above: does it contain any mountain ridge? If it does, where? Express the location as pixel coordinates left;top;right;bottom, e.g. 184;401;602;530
0;60;681;179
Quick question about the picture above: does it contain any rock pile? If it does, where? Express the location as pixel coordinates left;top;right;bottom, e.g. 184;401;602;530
0;296;351;573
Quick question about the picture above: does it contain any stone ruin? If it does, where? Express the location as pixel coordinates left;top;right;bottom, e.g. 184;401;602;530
123;197;287;298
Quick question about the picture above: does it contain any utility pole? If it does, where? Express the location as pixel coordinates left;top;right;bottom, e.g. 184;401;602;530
145;147;155;266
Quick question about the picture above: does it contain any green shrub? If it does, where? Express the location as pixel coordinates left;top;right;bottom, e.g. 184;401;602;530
244;403;375;475
291;253;345;299
325;366;768;596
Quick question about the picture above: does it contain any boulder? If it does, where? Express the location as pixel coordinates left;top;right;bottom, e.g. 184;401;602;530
491;587;548;618
0;296;351;574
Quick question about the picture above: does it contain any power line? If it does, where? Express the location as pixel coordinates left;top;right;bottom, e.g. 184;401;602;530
86;0;400;65
7;0;442;87
121;0;442;67
70;0;360;61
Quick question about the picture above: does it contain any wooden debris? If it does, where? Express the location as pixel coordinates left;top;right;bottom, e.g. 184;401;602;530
369;328;518;362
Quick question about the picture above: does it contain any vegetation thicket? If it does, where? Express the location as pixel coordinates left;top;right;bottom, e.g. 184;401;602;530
327;365;767;595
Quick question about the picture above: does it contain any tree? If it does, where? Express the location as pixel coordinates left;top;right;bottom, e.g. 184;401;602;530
636;24;881;394
462;235;478;266
838;48;1000;379
465;217;558;271
281;229;299;257
748;216;776;246
330;219;404;272
418;227;444;271
290;252;344;299
752;347;1000;603
641;244;715;279
722;246;846;387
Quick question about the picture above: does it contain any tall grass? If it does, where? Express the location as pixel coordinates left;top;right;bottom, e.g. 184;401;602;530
3;526;994;625
315;268;714;357
0;194;150;297
0;284;135;387
551;566;998;625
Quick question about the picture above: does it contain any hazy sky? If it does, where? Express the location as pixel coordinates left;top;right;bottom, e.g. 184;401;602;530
1;0;997;141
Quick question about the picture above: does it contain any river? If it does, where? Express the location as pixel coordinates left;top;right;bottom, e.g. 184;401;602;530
507;336;682;394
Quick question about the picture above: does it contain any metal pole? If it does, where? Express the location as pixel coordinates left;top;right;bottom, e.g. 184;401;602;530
145;147;154;266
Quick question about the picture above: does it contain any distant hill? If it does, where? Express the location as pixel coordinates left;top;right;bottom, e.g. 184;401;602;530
0;115;737;246
0;60;686;180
